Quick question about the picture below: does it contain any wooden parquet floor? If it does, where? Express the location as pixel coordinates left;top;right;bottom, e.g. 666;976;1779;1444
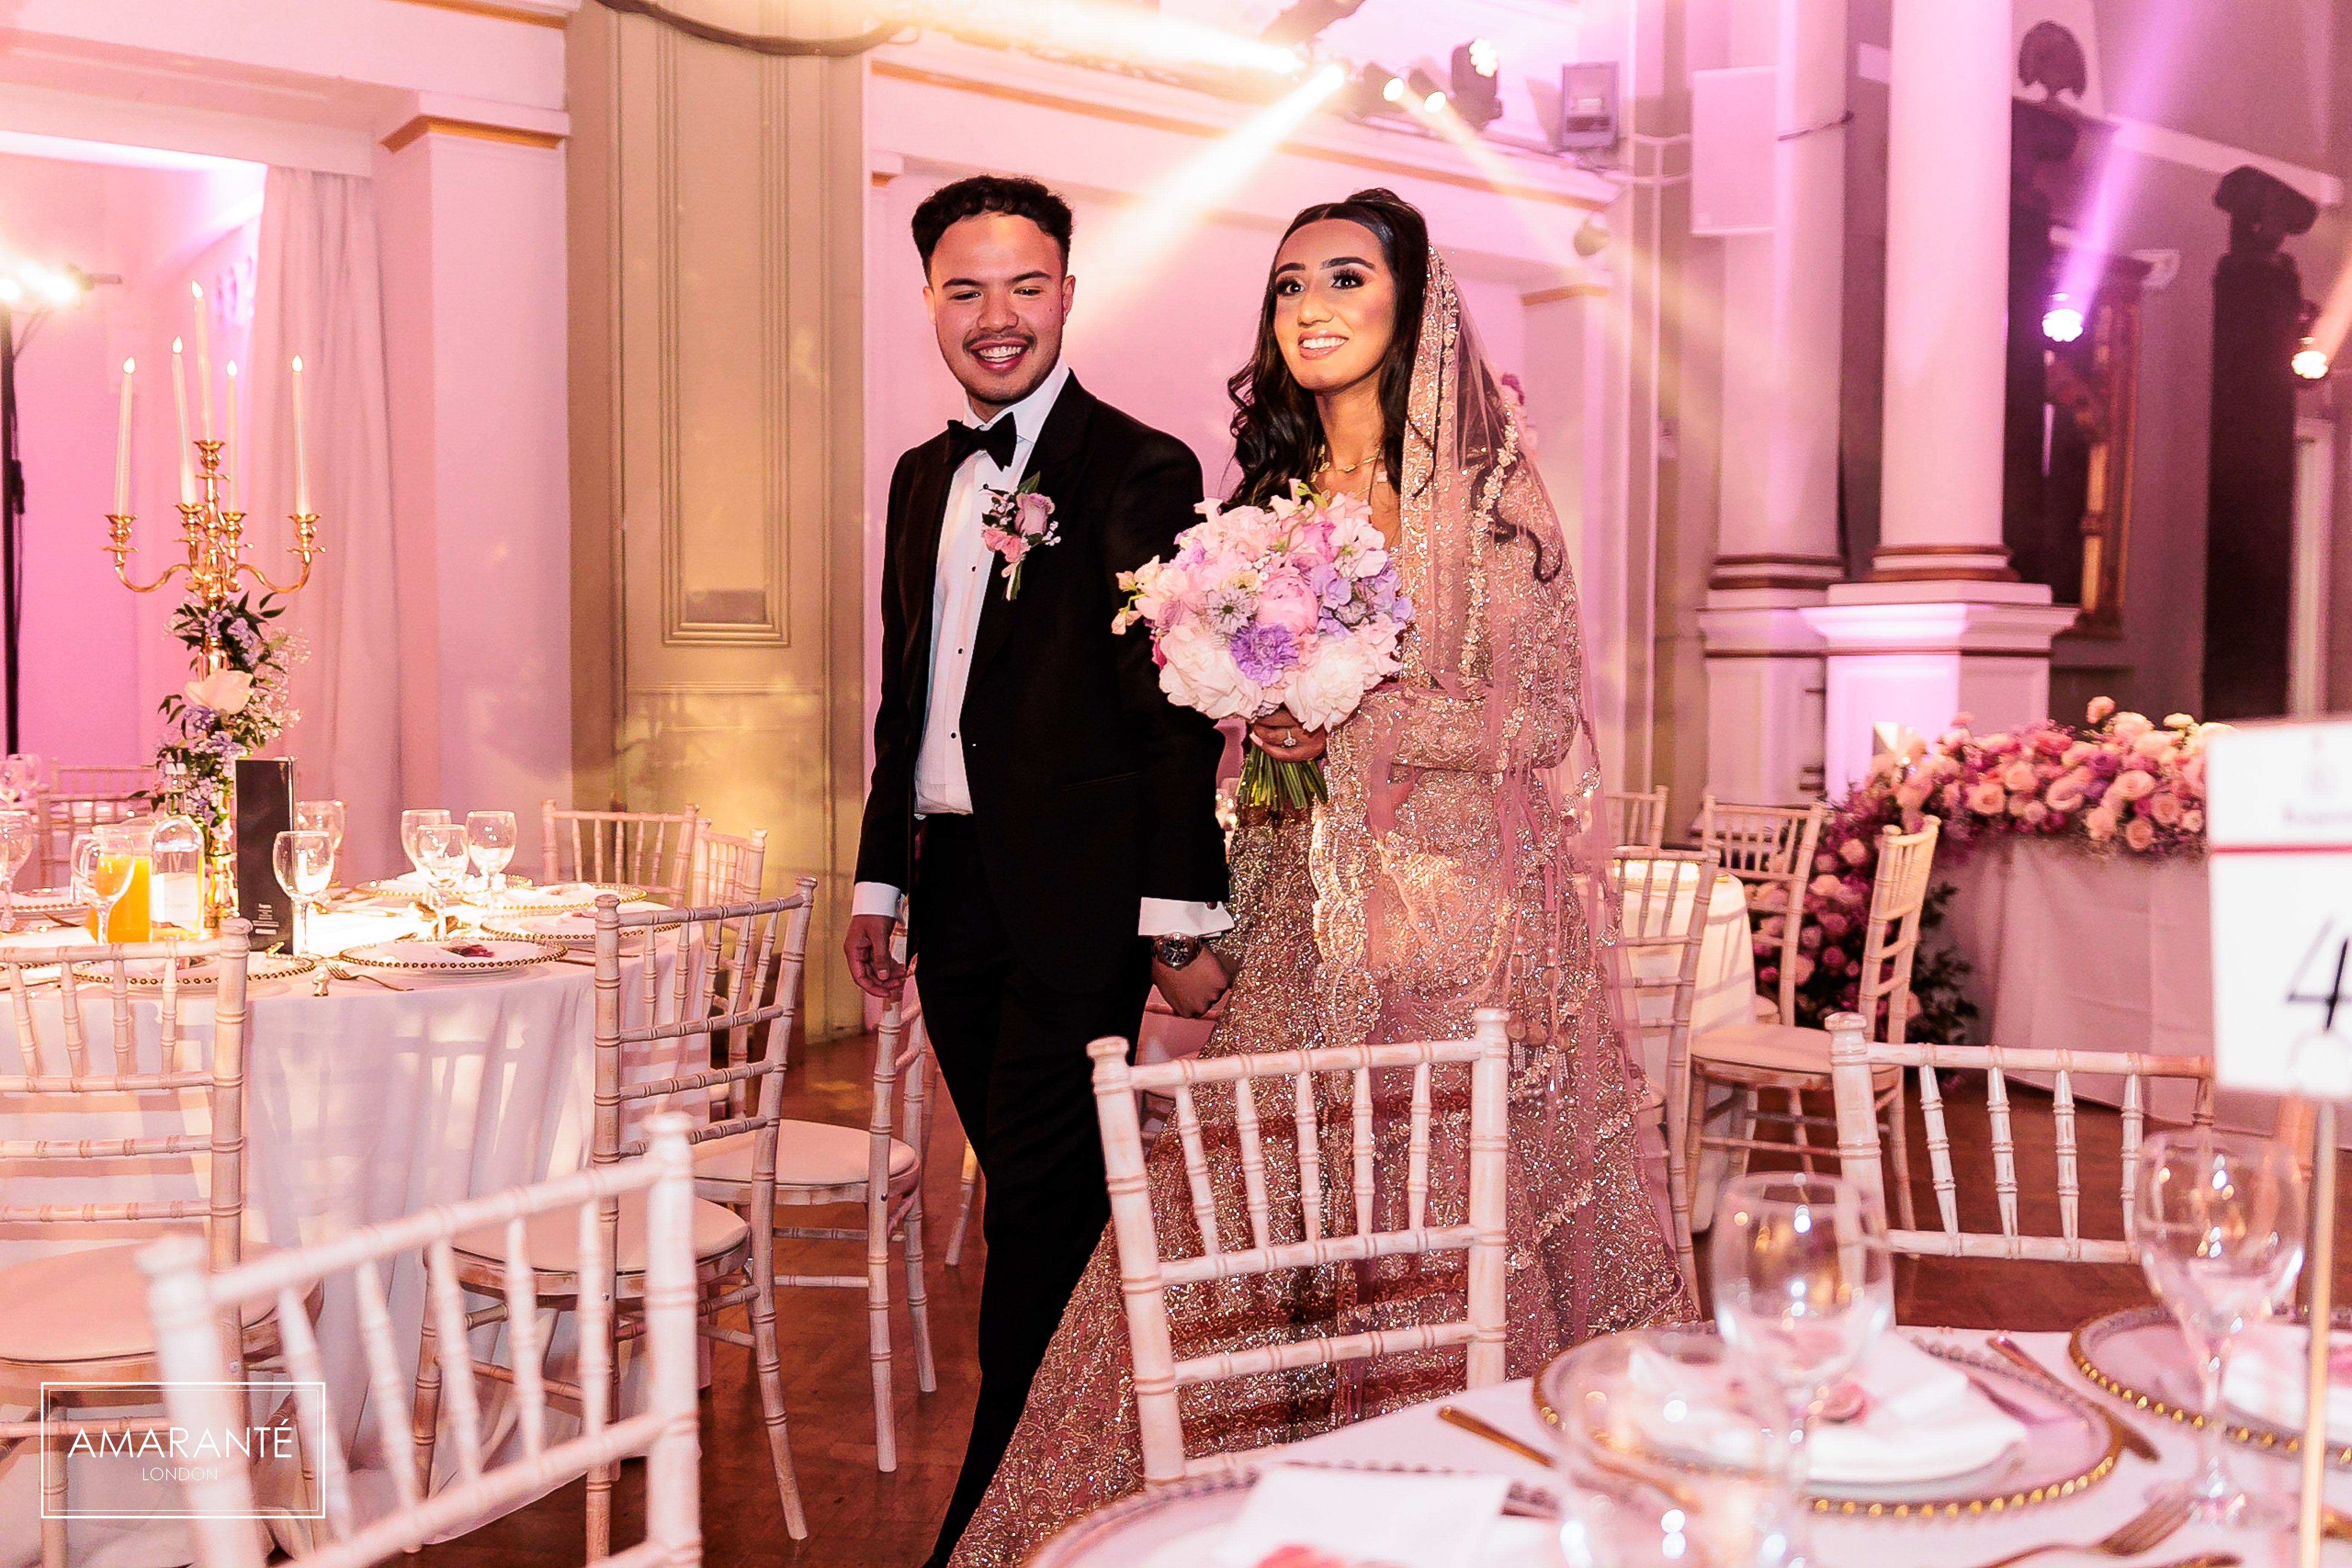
414;1035;2352;1567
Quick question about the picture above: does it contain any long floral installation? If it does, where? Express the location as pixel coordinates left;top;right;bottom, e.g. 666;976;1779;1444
1764;698;2219;1037
151;591;305;849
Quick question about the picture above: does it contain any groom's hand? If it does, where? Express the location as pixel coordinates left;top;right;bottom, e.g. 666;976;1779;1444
844;914;908;998
1152;948;1231;1019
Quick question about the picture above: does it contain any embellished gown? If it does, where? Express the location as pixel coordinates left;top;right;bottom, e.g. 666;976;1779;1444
946;256;1695;1567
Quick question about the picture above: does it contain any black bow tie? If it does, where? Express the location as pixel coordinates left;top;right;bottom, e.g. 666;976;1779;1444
946;417;1019;473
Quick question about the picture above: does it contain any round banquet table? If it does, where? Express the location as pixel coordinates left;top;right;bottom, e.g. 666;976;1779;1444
0;899;701;1568
1042;1328;2352;1567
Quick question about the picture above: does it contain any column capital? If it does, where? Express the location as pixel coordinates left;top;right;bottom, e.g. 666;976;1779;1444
1802;598;2080;656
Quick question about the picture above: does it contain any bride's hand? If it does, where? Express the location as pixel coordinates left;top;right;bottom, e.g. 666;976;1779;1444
1248;706;1327;764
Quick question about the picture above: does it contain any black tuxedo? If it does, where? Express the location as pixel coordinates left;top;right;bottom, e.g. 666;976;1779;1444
856;372;1226;1567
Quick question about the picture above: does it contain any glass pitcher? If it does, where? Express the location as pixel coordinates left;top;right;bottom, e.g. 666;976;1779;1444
149;814;207;937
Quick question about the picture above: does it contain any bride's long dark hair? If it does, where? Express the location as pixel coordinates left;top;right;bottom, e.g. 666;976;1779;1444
1226;188;1428;507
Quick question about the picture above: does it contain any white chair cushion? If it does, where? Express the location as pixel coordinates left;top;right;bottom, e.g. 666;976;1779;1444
1690;1021;1832;1075
0;1242;278;1367
694;1121;916;1190
449;1190;747;1279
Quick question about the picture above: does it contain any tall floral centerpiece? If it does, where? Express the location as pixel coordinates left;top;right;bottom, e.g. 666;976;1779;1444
104;287;321;927
1774;699;2220;1036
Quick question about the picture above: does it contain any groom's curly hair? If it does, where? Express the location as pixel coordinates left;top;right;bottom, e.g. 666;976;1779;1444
911;174;1074;275
1227;188;1428;509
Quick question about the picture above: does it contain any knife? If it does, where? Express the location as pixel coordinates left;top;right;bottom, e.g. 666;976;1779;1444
1987;1332;2162;1463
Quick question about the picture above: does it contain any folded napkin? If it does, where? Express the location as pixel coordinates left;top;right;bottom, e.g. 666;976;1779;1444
1211;1466;1508;1568
2223;1324;2352;1441
1627;1332;2027;1485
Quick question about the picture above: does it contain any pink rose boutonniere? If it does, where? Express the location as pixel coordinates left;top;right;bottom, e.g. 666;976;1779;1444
979;474;1058;600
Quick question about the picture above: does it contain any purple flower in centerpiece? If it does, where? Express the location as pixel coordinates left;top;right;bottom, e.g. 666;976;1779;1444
1229;622;1298;685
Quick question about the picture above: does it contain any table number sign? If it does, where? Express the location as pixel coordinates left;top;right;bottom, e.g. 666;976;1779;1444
235;757;295;951
2207;719;2352;1097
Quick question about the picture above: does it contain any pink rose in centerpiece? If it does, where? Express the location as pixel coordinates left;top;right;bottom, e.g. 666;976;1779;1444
2085;805;2119;842
1808;873;1843;900
2150;791;2183;827
1965;779;2007;815
2046;776;2086;812
1839;838;1867;867
2182;809;2204;833
2001;760;2036;792
2111;712;2153;742
2086;696;2116;722
2124;817;2157;852
2131;729;2172;760
2163;712;2196;730
2109;769;2156;803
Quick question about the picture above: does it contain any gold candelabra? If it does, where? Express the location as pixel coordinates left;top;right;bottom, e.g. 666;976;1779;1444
104;437;321;672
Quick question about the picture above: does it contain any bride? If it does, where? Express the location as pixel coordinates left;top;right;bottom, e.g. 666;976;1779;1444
942;188;1691;1567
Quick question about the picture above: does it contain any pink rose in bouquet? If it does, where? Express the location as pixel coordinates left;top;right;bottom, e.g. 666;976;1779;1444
1116;484;1410;812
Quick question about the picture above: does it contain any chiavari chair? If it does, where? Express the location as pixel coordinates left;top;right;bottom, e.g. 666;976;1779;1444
1686;820;1940;1232
1093;1009;1512;1483
139;1113;705;1568
0;921;288;1568
1830;1015;2215;1264
540;801;701;907
691;821;768;906
410;883;816;1548
1696;794;1828;1028
1602;786;1669;851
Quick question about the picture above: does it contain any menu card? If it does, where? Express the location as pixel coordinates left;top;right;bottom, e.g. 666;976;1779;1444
235;757;295;951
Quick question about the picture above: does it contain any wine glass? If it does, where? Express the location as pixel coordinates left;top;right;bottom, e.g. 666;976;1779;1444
400;808;452;882
71;831;136;948
2136;1128;2306;1527
295;800;346;887
413;822;470;938
464;810;518;900
0;810;32;933
272;830;333;956
1711;1173;1893;1568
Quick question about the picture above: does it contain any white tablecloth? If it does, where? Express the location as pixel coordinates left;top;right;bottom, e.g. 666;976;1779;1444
0;904;698;1566
1059;1329;2352;1566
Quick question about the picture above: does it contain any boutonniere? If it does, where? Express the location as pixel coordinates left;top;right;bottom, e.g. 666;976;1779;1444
979;473;1059;601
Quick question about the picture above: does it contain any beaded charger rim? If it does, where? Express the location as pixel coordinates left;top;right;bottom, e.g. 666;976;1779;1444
476;880;647;914
1530;1336;2122;1519
479;915;654;952
2070;1303;2352;1468
68;951;317;989
1025;1462;1561;1568
333;936;566;974
354;872;538;898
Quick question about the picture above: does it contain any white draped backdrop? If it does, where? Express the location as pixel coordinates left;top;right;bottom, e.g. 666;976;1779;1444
246;167;405;878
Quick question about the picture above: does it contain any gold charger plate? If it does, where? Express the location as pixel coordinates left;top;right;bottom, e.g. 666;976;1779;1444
71;951;317;988
334;936;565;975
2071;1303;2352;1468
1532;1331;2120;1519
479;881;646;915
355;872;537;898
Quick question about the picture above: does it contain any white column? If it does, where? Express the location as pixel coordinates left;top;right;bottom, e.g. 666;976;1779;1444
1810;0;2075;797
377;115;573;845
1697;0;1847;805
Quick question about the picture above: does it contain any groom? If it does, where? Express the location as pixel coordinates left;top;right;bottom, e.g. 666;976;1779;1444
844;174;1232;1566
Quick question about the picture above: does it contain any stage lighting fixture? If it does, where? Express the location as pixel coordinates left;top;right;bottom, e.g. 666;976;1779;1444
1258;0;1364;49
2293;337;2330;380
1450;39;1501;131
2041;294;2085;344
1406;68;1445;112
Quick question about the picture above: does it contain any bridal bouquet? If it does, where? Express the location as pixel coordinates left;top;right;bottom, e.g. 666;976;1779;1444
1114;484;1410;812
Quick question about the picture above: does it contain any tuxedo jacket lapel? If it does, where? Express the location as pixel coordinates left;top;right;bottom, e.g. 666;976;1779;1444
969;377;1095;688
899;443;955;718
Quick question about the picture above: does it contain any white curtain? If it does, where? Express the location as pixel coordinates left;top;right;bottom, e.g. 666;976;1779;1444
247;168;404;878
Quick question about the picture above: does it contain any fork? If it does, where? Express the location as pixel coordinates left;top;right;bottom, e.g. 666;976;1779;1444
327;963;412;993
1963;1495;2195;1568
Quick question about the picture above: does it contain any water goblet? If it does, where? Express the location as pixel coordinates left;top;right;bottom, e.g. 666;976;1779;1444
2136;1128;2305;1527
272;830;334;957
295;800;346;882
1710;1172;1893;1568
464;810;518;901
0;809;32;933
400;809;452;881
413;822;471;938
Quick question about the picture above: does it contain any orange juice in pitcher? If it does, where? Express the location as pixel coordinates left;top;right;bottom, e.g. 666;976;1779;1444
84;824;153;942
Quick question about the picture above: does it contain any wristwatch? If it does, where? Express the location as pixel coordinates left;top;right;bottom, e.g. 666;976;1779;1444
1153;934;1204;970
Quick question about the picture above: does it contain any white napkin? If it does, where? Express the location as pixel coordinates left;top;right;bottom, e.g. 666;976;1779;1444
2223;1324;2352;1441
1628;1333;2027;1485
1211;1466;1507;1568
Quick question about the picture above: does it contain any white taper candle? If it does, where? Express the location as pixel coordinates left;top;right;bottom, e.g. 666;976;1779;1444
224;361;239;513
114;358;134;516
291;356;310;515
190;282;213;441
170;337;195;505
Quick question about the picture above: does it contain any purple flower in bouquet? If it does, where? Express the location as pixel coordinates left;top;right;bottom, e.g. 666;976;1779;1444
1229;622;1298;685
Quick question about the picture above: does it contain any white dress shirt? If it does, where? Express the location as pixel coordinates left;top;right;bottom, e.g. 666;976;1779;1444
854;362;1230;940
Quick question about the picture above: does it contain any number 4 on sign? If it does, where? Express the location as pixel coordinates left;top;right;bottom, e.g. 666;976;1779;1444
2288;924;2352;1032
2283;921;2352;1098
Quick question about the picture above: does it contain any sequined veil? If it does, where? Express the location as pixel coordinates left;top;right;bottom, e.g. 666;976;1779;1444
945;248;1693;1568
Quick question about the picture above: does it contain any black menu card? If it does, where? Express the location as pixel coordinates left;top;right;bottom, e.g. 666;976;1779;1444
235;757;295;950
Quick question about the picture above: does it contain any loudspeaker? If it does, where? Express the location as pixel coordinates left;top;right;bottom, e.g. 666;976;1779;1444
1556;61;1618;150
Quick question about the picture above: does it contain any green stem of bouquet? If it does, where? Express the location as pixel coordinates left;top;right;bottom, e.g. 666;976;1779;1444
1238;741;1328;815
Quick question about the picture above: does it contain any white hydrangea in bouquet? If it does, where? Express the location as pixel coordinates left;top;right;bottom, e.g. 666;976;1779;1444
1114;483;1410;812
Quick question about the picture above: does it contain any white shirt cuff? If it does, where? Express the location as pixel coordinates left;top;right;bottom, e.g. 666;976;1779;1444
851;882;905;921
1139;899;1235;938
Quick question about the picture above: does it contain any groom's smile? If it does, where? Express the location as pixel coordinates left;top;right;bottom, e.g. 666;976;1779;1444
923;208;1077;417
